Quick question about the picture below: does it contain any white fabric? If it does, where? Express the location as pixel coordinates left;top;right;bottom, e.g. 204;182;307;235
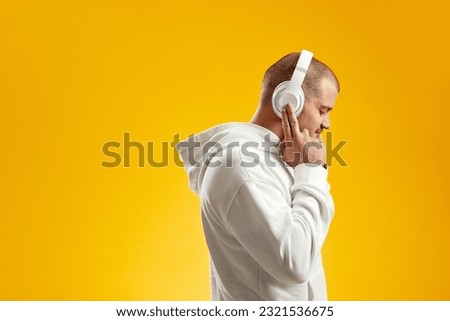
176;122;334;300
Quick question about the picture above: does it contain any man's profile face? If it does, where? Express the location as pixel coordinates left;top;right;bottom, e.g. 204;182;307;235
298;78;339;138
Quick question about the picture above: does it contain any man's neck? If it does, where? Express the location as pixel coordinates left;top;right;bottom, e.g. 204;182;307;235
249;109;283;141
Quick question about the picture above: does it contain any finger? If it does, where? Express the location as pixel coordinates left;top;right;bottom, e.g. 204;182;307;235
278;141;287;156
286;104;300;136
302;128;310;139
281;107;292;140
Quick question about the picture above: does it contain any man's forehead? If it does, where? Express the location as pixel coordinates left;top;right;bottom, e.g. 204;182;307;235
317;78;338;108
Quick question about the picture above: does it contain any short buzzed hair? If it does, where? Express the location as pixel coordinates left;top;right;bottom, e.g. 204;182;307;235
260;52;340;108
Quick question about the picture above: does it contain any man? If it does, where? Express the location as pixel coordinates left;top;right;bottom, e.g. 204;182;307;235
176;51;340;300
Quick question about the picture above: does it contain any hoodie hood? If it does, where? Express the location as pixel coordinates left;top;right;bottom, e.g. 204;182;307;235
175;122;281;194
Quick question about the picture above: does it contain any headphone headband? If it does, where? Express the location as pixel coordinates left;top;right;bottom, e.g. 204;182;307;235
286;50;313;94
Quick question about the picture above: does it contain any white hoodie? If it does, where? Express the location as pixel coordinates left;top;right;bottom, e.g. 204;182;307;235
176;122;334;301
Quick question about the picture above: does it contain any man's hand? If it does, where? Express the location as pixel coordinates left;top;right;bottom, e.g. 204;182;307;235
280;104;326;168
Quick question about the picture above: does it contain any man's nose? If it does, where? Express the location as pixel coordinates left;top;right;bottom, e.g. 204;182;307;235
321;114;330;130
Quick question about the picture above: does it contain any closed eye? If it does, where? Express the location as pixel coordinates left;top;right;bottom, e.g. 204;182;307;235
320;106;333;114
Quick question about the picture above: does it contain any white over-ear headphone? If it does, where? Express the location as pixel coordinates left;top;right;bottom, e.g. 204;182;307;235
272;50;313;118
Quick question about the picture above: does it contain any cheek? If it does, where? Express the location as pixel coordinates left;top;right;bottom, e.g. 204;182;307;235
314;115;323;126
300;111;321;128
298;114;315;131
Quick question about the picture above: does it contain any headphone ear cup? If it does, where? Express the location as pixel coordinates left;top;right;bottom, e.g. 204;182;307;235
272;81;302;118
296;88;305;116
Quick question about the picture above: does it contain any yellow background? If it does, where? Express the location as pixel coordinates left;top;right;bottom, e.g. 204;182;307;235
1;0;449;300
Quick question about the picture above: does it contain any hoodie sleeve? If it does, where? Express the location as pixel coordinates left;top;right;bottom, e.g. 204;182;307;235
227;163;334;284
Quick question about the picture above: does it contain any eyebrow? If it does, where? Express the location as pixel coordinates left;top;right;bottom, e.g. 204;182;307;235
321;105;333;110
